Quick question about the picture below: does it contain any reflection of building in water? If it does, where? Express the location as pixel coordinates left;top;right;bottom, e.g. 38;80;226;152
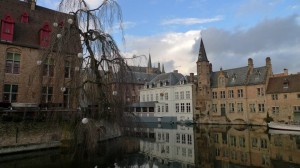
195;125;300;168
130;124;195;167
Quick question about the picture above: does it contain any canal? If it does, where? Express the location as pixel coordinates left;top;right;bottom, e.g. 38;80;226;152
1;123;300;168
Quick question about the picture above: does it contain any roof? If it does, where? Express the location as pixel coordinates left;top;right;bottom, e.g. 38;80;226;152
266;74;300;94
198;38;208;62
149;72;184;86
0;0;80;53
210;66;268;88
126;71;158;84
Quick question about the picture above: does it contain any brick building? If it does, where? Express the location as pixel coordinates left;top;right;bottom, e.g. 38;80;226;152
0;0;80;110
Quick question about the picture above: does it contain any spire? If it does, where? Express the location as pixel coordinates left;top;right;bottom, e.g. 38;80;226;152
162;64;165;73
198;38;208;62
148;53;152;68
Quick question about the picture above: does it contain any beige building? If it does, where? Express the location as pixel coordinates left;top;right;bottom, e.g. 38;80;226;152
195;39;273;125
266;73;300;122
0;0;80;110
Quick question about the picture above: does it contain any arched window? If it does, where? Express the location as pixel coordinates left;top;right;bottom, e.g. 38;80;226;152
21;12;29;23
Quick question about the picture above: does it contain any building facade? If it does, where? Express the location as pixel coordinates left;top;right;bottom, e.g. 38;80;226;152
0;0;80;110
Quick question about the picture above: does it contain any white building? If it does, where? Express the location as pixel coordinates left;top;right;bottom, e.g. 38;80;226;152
134;71;196;123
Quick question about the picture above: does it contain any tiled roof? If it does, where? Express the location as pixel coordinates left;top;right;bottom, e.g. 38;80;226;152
149;72;184;86
0;0;79;53
266;74;300;94
210;66;268;88
126;71;158;84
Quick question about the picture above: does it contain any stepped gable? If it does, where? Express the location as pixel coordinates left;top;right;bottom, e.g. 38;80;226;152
0;0;79;53
149;72;184;86
267;74;300;94
210;66;268;88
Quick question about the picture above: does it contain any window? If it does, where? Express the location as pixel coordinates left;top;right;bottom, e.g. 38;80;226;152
164;93;168;100
212;104;217;113
175;92;179;99
237;103;243;112
5;52;20;74
147;95;149;101
3;84;18;102
166;133;169;142
219;77;225;86
187;134;192;144
42;86;53;103
258;104;265;112
257;88;264;96
240;136;245;147
212;92;217;99
176;133;180;143
228;90;234;98
186;103;191;113
40;23;51;47
181;103;185;112
182;148;186;156
182;134;186;144
142;95;145;102
261;138;268;148
252;138;258;147
297;94;300;99
160;93;163;101
229;103;234;112
150;94;153;101
63;88;70;108
230;136;236;147
165;104;168;112
64;61;71;78
186;91;190;99
1;15;15;42
272;94;278;100
188;149;192;157
238;89;243;98
176;103;179;112
293;106;300;112
43;58;54;77
21;12;29;23
157;106;160;112
249;104;256;113
162;105;164;112
284;94;287;99
155;94;158;101
272;107;279;115
180;91;184;99
220;91;225;98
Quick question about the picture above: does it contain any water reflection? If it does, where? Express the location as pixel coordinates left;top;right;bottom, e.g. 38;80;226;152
1;123;300;168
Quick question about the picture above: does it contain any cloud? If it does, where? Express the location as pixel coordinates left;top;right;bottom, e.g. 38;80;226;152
191;15;300;74
161;16;223;26
122;31;202;75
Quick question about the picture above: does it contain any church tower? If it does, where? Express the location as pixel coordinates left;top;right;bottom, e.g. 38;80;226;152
196;38;211;114
146;53;153;73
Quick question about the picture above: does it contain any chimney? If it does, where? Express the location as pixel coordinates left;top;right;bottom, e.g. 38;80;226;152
30;0;36;10
248;58;254;73
209;63;212;73
266;57;271;67
284;68;288;76
190;73;194;83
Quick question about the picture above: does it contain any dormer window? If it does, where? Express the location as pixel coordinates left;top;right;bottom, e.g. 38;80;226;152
164;80;169;86
232;74;237;83
283;78;289;89
219;77;225;86
255;70;261;80
1;15;15;42
40;22;52;47
21;12;29;23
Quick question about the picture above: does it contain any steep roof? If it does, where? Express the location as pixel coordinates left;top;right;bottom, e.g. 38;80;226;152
149;72;184;86
210;66;268;88
197;38;208;62
0;0;80;53
266;74;300;94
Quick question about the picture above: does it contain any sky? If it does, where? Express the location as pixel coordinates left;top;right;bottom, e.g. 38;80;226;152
39;0;300;75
